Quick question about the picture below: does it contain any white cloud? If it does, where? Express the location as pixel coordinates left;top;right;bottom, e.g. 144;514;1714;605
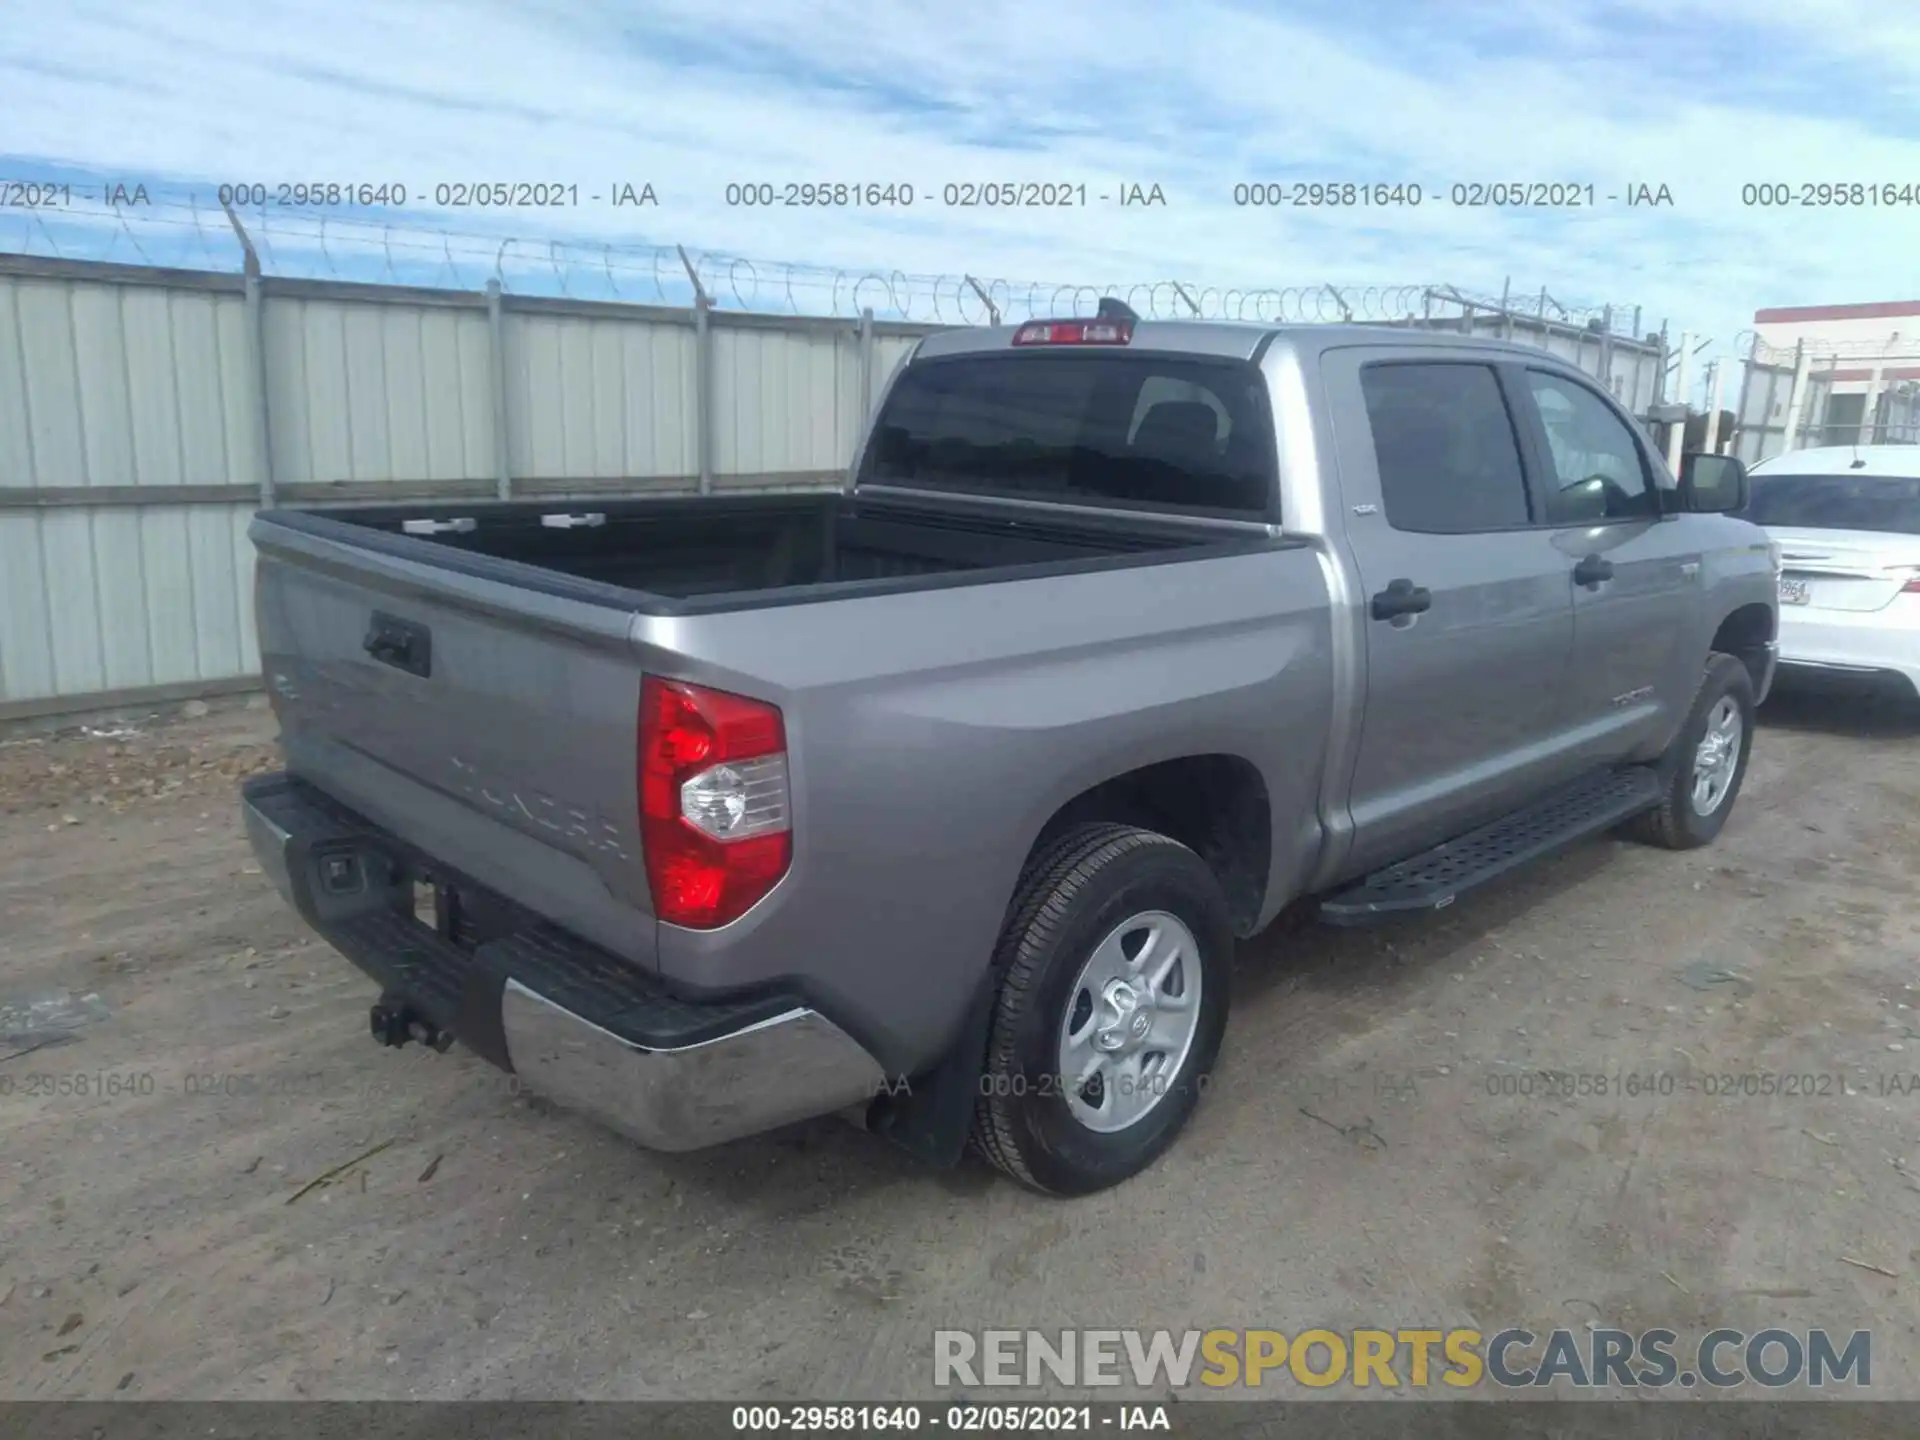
3;0;1917;395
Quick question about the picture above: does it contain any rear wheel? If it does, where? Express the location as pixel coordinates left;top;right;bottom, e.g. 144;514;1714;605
1624;652;1756;850
970;823;1232;1196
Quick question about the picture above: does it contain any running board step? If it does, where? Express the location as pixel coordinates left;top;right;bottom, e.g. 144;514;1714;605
1318;766;1664;926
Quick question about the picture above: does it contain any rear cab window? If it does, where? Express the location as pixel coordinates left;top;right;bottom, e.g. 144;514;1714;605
859;352;1279;521
1739;472;1920;534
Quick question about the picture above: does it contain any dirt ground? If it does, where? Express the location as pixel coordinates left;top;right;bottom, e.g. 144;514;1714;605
2;690;1919;1402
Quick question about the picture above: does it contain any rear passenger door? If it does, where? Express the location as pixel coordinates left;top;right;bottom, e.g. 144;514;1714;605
1511;367;1704;759
1324;351;1580;876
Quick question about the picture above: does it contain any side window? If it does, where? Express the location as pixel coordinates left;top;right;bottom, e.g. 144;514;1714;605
1360;363;1531;533
1524;371;1656;523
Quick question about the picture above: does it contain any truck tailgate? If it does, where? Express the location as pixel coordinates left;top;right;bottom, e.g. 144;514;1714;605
250;513;657;967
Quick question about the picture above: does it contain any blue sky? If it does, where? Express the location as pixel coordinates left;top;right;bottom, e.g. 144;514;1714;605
3;0;1918;397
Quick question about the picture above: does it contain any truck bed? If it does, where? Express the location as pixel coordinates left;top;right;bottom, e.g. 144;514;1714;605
245;483;1293;996
260;490;1257;615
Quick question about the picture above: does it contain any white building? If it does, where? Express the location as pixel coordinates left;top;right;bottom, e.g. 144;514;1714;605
1752;300;1920;449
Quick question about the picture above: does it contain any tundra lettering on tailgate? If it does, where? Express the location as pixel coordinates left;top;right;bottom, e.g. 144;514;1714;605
448;755;630;859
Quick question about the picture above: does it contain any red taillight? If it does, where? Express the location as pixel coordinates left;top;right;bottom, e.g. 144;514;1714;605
1011;319;1133;346
1904;575;1920;594
639;676;791;929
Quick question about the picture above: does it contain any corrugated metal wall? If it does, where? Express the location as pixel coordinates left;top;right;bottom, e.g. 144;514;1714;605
263;294;497;487
0;255;933;719
0;271;262;710
507;309;693;485
1731;356;1832;465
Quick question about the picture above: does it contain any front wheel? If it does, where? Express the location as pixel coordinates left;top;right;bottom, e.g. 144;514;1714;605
1624;652;1756;850
970;823;1233;1196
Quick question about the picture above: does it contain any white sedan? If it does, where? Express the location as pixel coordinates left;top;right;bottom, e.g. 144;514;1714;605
1744;444;1920;703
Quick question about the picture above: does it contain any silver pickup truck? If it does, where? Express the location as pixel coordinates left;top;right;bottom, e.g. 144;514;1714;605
241;308;1779;1195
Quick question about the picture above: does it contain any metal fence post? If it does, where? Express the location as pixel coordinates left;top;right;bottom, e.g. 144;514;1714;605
1703;359;1725;453
694;295;714;493
963;275;1001;325
1728;332;1758;459
1811;354;1839;447
1665;330;1692;474
1862;361;1886;445
1779;340;1811;456
222;201;275;508
1599;305;1614;395
485;279;512;501
678;245;715;494
854;307;875;492
1755;355;1783;463
244;272;275;509
858;307;875;409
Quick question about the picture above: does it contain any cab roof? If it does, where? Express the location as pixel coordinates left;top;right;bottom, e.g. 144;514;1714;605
910;319;1587;367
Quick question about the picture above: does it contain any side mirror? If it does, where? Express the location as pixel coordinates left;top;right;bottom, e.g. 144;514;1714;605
1678;452;1748;514
1558;476;1609;523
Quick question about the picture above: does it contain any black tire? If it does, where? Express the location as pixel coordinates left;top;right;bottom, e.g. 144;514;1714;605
1623;652;1756;850
970;823;1233;1197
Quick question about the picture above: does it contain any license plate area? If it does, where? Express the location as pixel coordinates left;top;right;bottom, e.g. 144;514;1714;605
412;877;443;933
411;873;491;951
1779;576;1811;605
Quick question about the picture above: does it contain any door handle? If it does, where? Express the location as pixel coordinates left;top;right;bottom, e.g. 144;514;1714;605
363;613;432;678
1370;578;1433;621
366;632;412;665
1573;554;1615;588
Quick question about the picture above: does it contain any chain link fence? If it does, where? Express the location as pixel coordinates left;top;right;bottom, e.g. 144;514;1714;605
2;184;1657;333
1725;329;1920;462
0;180;1690;721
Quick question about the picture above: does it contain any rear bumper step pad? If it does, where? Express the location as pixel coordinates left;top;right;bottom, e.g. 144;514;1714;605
240;771;885;1151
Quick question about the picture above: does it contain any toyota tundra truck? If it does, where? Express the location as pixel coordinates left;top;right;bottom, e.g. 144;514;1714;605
241;306;1779;1195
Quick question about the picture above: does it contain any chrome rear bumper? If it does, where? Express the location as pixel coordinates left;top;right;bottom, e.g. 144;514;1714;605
500;982;882;1151
241;771;885;1152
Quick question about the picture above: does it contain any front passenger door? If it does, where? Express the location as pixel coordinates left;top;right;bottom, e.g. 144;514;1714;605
1515;369;1704;760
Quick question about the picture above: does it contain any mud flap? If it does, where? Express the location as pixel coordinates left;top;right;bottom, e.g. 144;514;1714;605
866;966;998;1168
